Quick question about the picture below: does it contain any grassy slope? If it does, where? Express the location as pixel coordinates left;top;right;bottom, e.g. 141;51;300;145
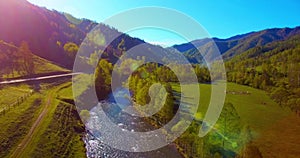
172;82;299;157
32;55;69;74
0;40;69;79
2;55;69;79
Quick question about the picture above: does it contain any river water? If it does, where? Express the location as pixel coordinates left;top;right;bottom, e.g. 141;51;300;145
83;89;182;158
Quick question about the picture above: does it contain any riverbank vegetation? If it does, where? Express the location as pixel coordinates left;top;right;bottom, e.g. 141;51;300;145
92;48;299;157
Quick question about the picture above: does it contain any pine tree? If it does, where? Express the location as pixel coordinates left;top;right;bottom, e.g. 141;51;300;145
19;41;35;75
95;59;113;100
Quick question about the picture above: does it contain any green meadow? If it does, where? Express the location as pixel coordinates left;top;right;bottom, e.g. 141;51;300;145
172;82;300;157
0;82;85;158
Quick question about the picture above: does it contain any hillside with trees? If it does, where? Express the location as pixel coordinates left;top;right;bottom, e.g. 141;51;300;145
225;34;300;115
0;0;145;69
0;40;67;79
173;27;300;63
173;27;300;115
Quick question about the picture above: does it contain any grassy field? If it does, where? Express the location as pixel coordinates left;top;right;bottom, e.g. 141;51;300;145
172;82;300;157
0;85;32;105
0;84;35;133
28;101;86;158
0;84;43;157
10;82;86;158
57;83;74;99
0;81;86;158
23;82;86;157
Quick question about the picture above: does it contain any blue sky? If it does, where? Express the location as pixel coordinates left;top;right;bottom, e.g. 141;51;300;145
28;0;300;46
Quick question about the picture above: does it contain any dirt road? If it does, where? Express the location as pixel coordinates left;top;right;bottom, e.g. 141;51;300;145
10;88;57;158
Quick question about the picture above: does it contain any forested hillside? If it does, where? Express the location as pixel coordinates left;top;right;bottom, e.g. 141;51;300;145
173;27;300;63
0;0;145;68
172;27;300;114
226;34;300;114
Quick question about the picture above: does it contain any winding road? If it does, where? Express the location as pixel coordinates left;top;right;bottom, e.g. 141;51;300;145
10;89;57;158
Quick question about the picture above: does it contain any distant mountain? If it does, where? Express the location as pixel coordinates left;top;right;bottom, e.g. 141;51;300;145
173;32;252;53
223;27;300;59
173;27;300;62
228;33;300;63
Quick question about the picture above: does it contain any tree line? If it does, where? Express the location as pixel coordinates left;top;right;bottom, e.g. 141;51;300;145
0;41;35;78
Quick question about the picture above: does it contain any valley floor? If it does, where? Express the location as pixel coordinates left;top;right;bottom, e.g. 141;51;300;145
0;80;299;157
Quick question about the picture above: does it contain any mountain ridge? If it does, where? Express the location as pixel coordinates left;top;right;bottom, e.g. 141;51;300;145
172;26;300;62
1;0;300;67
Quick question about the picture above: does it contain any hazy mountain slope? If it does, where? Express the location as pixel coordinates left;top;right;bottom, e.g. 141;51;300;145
223;27;300;59
229;34;300;62
173;27;300;63
172;32;252;53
